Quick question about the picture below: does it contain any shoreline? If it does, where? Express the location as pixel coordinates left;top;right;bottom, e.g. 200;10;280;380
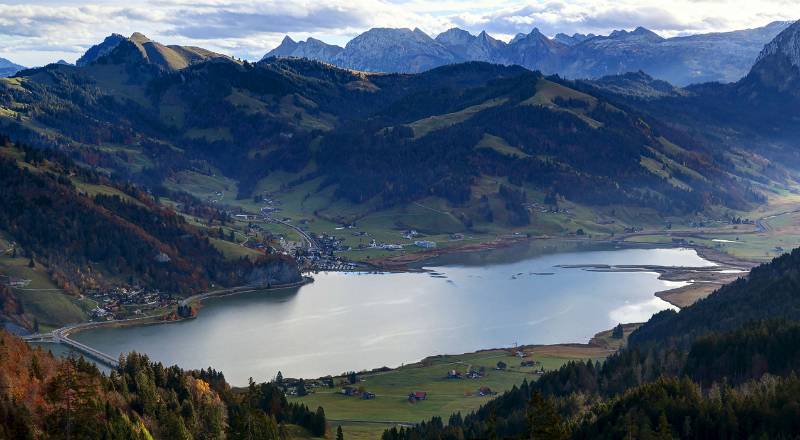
38;237;754;385
62;238;751;338
67;234;756;337
374;233;756;309
60;276;314;337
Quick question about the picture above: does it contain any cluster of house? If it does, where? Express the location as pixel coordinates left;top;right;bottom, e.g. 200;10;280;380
526;202;570;215
513;350;547;374
340;386;376;400
312;232;350;253
87;287;175;320
368;239;404;251
447;366;487;380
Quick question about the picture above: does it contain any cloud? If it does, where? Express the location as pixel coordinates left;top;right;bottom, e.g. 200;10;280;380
0;0;798;66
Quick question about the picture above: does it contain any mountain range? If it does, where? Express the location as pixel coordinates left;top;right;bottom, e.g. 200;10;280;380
264;21;793;85
0;23;797;238
0;23;796;244
0;57;25;77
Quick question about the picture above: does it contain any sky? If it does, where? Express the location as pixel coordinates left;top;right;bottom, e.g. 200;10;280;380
1;0;799;67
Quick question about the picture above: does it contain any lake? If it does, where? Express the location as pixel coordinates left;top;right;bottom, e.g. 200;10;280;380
73;244;714;385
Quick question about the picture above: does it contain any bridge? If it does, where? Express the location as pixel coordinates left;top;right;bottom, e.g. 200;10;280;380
24;325;119;368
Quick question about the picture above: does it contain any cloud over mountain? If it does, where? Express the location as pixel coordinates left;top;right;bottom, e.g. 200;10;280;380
1;0;800;66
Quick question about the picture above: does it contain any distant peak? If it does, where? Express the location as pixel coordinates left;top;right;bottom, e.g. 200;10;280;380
412;28;434;40
75;33;127;67
281;35;296;44
633;26;663;39
441;27;470;35
130;32;151;44
608;27;662;40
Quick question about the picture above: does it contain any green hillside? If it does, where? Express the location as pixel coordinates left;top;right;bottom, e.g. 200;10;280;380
0;41;782;246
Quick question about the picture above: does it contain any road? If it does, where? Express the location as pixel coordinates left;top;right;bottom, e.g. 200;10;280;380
267;217;318;251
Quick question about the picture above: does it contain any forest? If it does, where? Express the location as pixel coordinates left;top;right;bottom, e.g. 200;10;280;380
0;136;301;328
0;53;766;221
0;330;324;439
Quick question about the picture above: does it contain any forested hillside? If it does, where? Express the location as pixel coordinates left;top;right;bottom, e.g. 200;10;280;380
0;330;324;439
0;136;300;331
0;35;774;230
576;22;800;173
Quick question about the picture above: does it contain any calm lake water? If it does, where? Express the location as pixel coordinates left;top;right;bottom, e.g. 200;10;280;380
73;244;713;385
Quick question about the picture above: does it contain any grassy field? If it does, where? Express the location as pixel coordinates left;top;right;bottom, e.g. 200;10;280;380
209;237;264;260
407;98;508;139
290;346;608;439
153;138;800;270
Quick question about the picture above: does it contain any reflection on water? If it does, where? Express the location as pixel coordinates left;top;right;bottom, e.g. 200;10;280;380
73;246;710;385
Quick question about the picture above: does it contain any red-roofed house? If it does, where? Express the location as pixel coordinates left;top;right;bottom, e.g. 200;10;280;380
408;391;427;401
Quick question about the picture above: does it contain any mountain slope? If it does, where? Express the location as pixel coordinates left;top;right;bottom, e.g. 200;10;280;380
630;247;800;348
0;330;323;439
0;57;25;77
743;20;800;96
333;27;456;73
79;32;235;72
0;138;300;311
0;52;766;231
578;20;800;165
262;36;343;63
76;33;126;66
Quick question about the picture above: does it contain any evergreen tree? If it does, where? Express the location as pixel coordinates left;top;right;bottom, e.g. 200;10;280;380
312;406;326;437
612;323;624;339
527;392;568;440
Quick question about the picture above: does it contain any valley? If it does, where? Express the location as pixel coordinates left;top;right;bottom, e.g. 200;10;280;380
2;14;800;440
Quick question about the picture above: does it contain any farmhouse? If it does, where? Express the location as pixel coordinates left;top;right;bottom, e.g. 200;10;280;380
408;391;428;401
446;370;462;379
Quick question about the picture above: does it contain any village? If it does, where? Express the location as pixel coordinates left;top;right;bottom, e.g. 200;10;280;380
86;286;178;321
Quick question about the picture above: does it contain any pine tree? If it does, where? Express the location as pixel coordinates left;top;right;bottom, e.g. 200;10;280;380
312;406;326;436
527;391;568;440
612;323;624;339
